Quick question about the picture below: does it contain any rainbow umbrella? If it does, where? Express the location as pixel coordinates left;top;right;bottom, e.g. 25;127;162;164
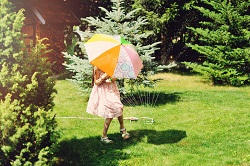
84;34;143;79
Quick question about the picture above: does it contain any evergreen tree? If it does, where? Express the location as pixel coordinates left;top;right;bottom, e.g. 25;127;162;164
63;0;161;93
0;0;58;165
184;0;250;86
132;0;200;64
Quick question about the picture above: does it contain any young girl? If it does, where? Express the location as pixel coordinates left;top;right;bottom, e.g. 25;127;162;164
86;66;130;143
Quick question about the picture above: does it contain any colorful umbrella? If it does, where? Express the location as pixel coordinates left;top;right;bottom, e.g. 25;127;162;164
84;34;143;79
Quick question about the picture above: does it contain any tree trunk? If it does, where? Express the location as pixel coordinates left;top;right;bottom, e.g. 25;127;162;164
160;32;168;64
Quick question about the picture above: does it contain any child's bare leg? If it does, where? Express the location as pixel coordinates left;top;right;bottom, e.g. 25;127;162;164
118;115;125;130
118;115;130;139
102;118;113;138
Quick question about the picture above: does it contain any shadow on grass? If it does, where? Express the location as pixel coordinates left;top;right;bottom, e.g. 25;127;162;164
170;70;198;76
56;129;187;166
121;92;182;106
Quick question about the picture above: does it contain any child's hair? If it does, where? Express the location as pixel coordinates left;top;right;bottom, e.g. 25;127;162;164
91;67;95;87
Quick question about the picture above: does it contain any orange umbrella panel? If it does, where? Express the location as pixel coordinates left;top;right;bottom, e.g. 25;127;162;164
90;44;121;77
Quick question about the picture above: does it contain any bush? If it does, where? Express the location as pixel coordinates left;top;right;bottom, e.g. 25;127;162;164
0;1;58;165
183;0;250;86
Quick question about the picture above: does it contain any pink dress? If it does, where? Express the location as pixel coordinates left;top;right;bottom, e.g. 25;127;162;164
86;71;123;118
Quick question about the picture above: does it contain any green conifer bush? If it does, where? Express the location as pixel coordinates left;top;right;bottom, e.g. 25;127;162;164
184;0;250;86
0;0;58;165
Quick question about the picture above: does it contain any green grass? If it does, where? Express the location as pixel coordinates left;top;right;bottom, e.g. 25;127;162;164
54;73;250;166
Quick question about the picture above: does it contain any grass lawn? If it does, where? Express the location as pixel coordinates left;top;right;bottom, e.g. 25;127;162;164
54;73;250;166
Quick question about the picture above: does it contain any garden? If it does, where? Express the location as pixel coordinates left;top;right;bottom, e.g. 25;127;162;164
0;0;249;165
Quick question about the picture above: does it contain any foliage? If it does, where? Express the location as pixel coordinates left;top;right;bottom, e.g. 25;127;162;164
0;0;58;165
63;52;93;92
63;0;161;93
132;0;201;64
183;0;250;86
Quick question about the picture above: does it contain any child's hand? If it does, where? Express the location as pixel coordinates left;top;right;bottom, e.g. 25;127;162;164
111;77;117;81
105;78;112;83
95;73;110;85
105;76;117;83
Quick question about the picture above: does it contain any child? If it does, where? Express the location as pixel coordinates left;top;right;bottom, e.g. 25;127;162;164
86;66;130;143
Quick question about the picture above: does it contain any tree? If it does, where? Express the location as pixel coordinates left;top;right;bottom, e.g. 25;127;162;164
184;0;250;86
63;0;161;94
0;0;58;165
132;0;200;64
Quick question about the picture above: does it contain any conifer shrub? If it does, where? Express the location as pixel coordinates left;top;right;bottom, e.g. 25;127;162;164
183;0;250;86
0;0;58;165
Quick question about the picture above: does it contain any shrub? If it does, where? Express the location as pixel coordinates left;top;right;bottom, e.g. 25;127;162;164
0;1;58;165
183;0;250;86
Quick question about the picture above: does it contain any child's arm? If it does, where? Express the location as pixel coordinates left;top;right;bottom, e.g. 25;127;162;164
94;73;109;85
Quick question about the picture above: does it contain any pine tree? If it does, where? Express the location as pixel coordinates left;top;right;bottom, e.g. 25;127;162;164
184;0;250;86
0;0;58;165
63;0;161;94
132;0;200;64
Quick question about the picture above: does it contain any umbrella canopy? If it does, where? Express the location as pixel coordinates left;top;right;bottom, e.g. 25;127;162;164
84;34;143;79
